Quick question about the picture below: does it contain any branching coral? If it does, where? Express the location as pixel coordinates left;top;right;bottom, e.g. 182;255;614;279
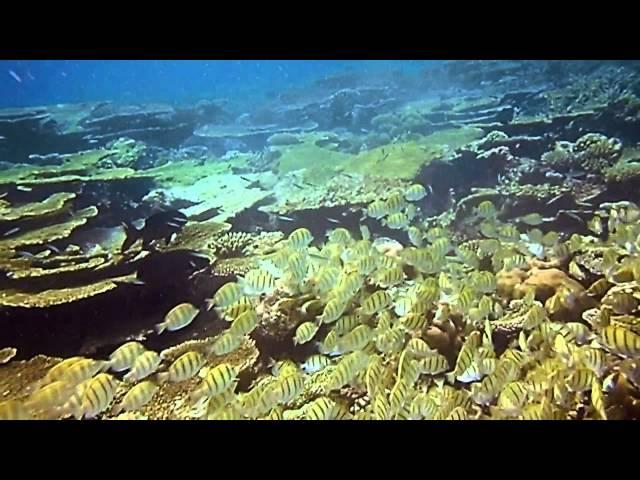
574;133;623;173
97;137;147;169
541;141;575;170
541;134;623;174
209;232;254;258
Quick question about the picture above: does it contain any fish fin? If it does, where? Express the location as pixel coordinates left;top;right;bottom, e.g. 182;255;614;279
154;323;166;335
204;299;215;311
445;372;456;385
120;222;140;252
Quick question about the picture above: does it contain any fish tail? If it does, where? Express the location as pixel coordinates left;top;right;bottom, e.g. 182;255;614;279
204;299;215;312
156;372;170;384
121;222;141;252
189;390;203;406
154;323;166;335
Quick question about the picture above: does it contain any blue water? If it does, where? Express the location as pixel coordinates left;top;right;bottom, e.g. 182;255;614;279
0;60;442;110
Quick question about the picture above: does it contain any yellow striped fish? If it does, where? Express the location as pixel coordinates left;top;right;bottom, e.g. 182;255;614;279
497;381;528;415
575;347;607;376
373;393;390;420
210;282;243;309
334;314;361;335
108;341;146;372
360;291;392;316
191;363;238;403
567;368;597;392
431;237;451;259
470;371;503;406
302;397;337;420
473;272;497;294
398;350;421;386
407;226;424;247
335;324;373;354
41;357;84;384
157;351;205;383
406;337;434;357
445;406;469;420
24;380;77;415
419;353;449;375
405;183;428;201
312;267;341;296
374;266;405;288
456;246;480;269
239;269;277;296
155;303;199;335
318;330;338;355
475;200;496;219
288;228;314;249
114;381;159;414
77;373;119;419
479;221;499;238
0;400;31;420
229;308;259;337
389;379;410;414
383;212;410;230
366;200;388;219
376;326;406;353
272;373;305;405
591;379;607;420
123;351;162;383
324;352;369;392
385;192;407;214
294;321;320;345
217;296;253;322
319;298;347;324
595;325;640;358
210;331;243;356
327;228;352;245
353;255;378;276
59;358;109;386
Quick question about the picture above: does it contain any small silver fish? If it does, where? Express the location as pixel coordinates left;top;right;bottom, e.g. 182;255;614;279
2;227;20;237
8;70;22;83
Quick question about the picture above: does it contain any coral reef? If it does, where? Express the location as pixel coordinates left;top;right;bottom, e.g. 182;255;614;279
541;133;623;174
4;61;640;421
208;231;284;259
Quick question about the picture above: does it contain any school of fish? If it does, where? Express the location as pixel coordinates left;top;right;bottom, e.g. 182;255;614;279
4;186;640;420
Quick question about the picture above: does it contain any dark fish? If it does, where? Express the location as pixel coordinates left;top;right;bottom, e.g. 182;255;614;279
377;152;390;164
240;176;264;189
121;210;188;252
135;249;211;286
